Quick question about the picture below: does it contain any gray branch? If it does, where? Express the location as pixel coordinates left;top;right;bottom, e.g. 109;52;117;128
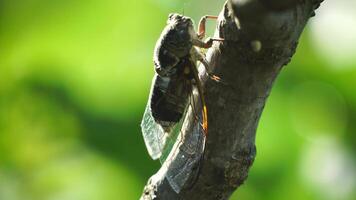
141;0;323;199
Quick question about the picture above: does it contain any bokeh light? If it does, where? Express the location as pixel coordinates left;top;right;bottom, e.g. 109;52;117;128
310;0;356;70
300;137;356;200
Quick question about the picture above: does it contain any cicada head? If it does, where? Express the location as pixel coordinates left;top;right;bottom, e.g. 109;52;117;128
167;13;194;29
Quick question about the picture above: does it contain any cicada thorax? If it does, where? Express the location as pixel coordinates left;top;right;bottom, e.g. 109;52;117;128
153;14;195;77
150;57;194;133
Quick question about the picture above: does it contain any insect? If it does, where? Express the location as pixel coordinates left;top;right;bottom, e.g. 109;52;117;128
141;13;223;193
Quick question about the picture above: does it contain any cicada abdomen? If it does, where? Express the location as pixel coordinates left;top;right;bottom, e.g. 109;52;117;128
150;58;193;133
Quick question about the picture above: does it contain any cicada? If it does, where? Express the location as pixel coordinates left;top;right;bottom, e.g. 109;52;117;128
141;13;223;193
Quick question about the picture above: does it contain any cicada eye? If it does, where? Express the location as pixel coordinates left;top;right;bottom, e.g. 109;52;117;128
182;17;192;25
168;13;175;19
168;13;181;20
168;13;178;24
167;13;174;24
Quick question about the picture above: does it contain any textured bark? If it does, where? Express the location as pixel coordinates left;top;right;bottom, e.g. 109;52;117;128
141;0;323;199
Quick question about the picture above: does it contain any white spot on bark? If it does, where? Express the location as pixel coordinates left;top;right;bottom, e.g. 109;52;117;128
251;40;262;52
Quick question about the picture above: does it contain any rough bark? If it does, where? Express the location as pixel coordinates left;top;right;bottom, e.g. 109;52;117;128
141;0;323;199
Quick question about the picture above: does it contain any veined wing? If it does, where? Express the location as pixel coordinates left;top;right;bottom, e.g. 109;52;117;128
141;100;167;160
163;58;208;193
141;74;188;161
141;101;190;162
158;107;187;163
164;104;206;193
141;60;206;192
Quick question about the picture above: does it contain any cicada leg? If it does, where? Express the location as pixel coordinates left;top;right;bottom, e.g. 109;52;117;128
197;15;219;39
189;47;222;83
192;37;224;49
189;59;208;136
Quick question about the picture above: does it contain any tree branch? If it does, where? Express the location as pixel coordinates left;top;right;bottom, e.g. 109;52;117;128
141;0;323;199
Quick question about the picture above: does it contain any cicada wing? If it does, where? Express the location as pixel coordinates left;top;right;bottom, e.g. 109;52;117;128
158;103;189;163
164;106;206;193
162;59;207;193
141;101;168;160
166;118;205;193
141;72;192;161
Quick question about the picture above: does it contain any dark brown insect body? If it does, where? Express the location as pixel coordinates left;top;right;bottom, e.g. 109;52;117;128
150;59;192;129
141;13;223;160
151;14;196;132
141;12;223;193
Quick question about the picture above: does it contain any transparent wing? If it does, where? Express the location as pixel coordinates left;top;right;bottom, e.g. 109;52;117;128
141;75;206;193
141;74;190;161
162;85;206;193
141;102;189;162
141;101;167;160
164;110;205;193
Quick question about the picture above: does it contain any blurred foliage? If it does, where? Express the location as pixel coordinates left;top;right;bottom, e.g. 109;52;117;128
0;0;355;200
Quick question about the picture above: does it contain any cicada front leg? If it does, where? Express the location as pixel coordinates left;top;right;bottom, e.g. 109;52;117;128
197;15;218;40
193;37;224;49
193;15;224;49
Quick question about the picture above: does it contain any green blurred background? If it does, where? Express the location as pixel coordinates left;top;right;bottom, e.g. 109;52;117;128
0;0;355;199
